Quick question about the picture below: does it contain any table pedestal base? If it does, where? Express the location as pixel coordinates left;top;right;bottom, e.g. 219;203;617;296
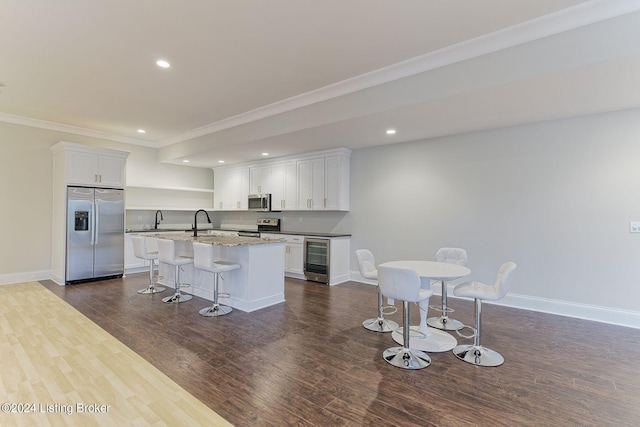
392;326;457;352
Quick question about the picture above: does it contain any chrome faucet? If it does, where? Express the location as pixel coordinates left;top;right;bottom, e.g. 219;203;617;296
193;209;211;237
154;210;163;230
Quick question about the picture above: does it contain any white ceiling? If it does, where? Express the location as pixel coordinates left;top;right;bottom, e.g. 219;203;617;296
1;0;639;167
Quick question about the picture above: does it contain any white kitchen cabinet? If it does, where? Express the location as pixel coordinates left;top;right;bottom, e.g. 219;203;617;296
262;233;304;276
283;235;304;275
213;148;350;211
213;167;249;210
324;155;350;211
270;162;297;211
249;165;272;194
297;153;350;211
297;157;325;210
52;142;128;188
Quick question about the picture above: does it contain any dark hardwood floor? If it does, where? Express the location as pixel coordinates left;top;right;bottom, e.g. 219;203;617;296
41;274;640;426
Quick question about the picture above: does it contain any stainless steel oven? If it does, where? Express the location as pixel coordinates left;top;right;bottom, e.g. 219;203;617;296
303;238;330;284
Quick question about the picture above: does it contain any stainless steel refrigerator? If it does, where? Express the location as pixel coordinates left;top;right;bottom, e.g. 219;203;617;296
66;186;125;284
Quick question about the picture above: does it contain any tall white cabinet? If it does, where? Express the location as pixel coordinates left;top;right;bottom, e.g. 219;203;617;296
50;142;129;285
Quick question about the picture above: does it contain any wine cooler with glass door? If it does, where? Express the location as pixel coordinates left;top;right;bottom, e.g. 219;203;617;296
303;238;330;284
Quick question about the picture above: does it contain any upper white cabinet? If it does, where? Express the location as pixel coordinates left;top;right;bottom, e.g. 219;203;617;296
51;141;128;188
214;167;249;210
213;148;350;211
297;154;350;211
323;155;350;211
297;158;325;210
270;162;297;211
249;165;271;194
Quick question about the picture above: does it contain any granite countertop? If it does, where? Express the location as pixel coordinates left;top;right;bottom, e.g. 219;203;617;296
258;230;351;238
127;228;351;238
144;232;284;247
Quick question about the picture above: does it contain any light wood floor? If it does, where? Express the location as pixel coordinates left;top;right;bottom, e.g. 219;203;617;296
0;281;232;427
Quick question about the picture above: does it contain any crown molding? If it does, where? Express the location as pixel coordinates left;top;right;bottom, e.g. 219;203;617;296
0;112;154;147
158;0;640;147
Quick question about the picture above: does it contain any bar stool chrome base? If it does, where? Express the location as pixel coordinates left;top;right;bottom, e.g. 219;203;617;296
383;347;431;370
452;344;504;367
362;317;398;332
426;315;463;331
362;286;398;333
137;284;166;294
199;304;232;317
162;293;193;304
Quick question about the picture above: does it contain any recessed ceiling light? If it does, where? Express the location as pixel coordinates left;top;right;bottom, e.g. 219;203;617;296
137;129;146;134
182;160;190;163
218;160;225;164
156;59;170;68
262;152;269;156
386;129;396;135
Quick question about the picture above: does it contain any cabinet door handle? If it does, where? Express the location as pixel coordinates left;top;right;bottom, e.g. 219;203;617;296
324;198;327;208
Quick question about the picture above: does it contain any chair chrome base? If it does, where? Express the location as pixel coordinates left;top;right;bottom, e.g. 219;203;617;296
383;347;431;370
363;317;399;333
162;293;193;304
452;344;504;367
426;315;463;331
137;285;166;294
199;304;232;317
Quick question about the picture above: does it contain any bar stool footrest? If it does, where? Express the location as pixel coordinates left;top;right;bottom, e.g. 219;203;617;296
455;324;476;340
428;304;454;313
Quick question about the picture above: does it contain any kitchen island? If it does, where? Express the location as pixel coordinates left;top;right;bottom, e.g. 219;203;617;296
148;233;285;312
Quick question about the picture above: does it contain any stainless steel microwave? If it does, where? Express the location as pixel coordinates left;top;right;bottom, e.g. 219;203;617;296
248;193;271;211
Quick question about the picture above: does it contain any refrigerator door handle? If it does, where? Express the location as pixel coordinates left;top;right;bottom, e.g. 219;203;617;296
89;200;95;246
94;199;100;246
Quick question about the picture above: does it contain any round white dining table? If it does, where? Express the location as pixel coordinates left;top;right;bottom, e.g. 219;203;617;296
378;260;471;352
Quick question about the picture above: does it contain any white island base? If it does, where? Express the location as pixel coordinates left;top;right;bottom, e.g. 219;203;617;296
155;236;285;312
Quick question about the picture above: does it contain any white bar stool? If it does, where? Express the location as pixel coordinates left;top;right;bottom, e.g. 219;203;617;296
427;247;468;331
453;262;517;367
355;249;398;333
131;236;166;294
193;242;240;317
157;238;193;304
378;265;432;370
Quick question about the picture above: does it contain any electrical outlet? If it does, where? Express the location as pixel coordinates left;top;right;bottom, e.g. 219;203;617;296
630;221;640;233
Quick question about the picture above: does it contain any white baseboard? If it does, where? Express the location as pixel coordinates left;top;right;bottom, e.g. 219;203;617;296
0;270;52;286
350;271;640;330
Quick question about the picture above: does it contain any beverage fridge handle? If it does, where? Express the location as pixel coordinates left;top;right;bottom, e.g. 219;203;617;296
94;200;100;245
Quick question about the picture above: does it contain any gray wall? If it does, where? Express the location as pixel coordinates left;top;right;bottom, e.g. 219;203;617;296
2;108;639;327
347;108;640;326
201;109;640;327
